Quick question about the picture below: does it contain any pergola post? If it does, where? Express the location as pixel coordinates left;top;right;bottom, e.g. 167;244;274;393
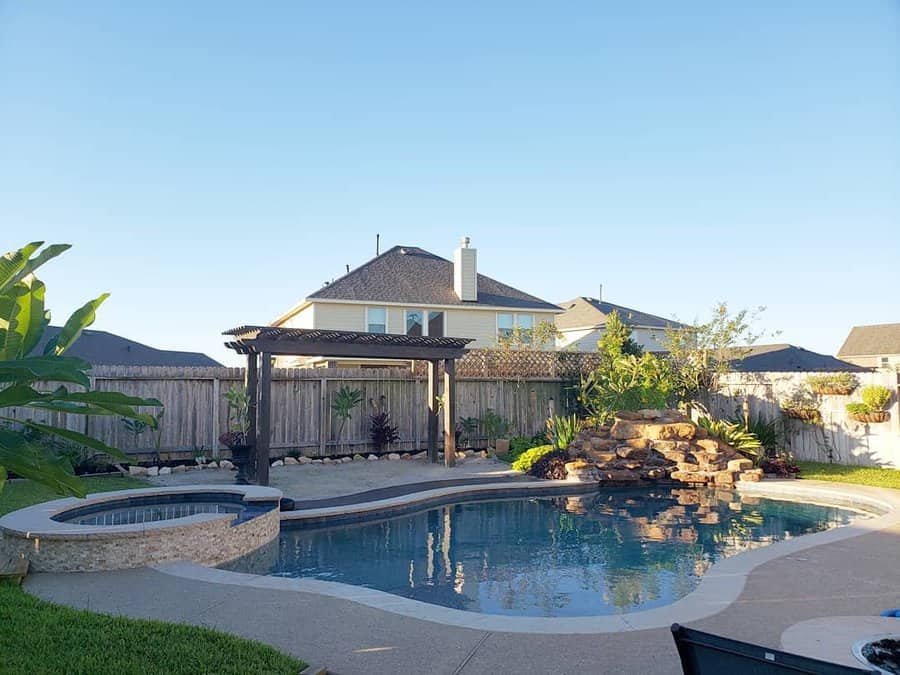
256;353;272;486
442;358;456;468
427;359;440;463
244;353;258;480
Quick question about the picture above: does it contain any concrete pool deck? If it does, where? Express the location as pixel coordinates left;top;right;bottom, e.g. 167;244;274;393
22;479;900;674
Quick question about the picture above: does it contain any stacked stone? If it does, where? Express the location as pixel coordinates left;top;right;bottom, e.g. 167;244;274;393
563;409;764;486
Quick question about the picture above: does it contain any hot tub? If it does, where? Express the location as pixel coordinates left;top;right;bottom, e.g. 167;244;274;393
0;485;282;572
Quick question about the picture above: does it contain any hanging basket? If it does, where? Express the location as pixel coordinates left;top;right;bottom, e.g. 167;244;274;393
849;410;890;424
782;407;822;424
809;383;857;396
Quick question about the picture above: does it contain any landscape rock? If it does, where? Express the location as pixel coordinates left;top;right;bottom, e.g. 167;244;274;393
388;453;401;461
219;459;235;470
146;466;159;476
341;456;353;463
590;437;618;451
401;453;411;459
298;456;313;464
128;465;148;477
616;446;649;461
727;458;753;472
609;419;643;440
171;464;186;473
284;456;299;465
271;460;284;467
158;466;172;475
352;454;365;461
206;461;219;469
367;454;379;461
480;450;489;458
322;457;333;464
311;459;323;464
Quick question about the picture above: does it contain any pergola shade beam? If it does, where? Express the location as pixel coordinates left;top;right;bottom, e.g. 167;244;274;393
223;325;474;486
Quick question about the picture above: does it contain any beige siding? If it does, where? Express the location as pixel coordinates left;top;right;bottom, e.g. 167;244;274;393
841;354;900;370
280;304;315;329
386;307;404;334
445;309;557;349
558;325;668;353
310;302;366;331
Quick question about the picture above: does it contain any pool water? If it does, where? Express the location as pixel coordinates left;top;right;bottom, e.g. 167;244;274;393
235;487;869;617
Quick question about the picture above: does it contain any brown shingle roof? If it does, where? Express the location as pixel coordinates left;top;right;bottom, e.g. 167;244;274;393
838;323;900;357
306;246;560;311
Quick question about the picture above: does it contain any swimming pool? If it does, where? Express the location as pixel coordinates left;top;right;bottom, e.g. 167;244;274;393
229;487;869;617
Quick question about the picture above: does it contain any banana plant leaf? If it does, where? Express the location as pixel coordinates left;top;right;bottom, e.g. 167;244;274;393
0;430;85;497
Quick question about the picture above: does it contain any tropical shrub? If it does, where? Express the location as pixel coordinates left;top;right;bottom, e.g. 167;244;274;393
457;416;480;448
480;408;509;448
861;385;892;412
369;412;400;451
526;449;569;479
759;456;800;477
331;386;363;443
220;386;250;448
511;444;557;472
545;414;584;450
578;353;674;425
727;414;781;458
806;373;858;396
504;434;547;464
697;416;762;460
0;241;161;496
846;402;869;416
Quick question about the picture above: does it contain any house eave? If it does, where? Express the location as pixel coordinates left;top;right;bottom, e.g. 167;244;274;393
295;297;563;314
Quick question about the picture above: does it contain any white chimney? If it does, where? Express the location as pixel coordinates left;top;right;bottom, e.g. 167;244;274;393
453;236;478;301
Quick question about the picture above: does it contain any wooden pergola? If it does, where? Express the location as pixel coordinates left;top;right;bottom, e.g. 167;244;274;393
223;326;473;486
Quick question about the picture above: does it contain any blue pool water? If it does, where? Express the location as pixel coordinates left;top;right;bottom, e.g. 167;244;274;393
230;487;868;617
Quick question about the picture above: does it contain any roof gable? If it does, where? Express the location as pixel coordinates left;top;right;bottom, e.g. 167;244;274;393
556;297;686;330
837;323;900;357
305;245;560;311
33;327;221;367
731;343;867;373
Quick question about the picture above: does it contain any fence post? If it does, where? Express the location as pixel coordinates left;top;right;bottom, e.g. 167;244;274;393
318;378;328;457
211;376;221;458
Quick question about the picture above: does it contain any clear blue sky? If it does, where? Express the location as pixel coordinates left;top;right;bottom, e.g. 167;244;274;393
2;1;898;366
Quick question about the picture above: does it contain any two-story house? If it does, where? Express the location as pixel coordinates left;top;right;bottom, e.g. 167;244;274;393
837;323;900;371
272;238;561;367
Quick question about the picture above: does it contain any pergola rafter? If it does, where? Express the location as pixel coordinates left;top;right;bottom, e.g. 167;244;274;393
223;326;473;485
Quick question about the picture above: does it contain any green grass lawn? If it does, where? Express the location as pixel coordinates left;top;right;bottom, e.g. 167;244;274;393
0;581;304;675
0;476;306;675
0;475;149;516
798;461;900;490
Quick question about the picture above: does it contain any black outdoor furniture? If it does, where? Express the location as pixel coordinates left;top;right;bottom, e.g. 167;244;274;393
671;623;877;674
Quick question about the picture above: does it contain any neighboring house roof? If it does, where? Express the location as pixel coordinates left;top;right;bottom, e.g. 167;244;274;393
33;327;222;367
731;343;867;373
304;245;560;312
555;297;687;331
837;323;900;357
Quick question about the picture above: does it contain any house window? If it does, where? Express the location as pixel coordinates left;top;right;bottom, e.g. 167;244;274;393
405;310;424;336
428;311;445;337
367;307;387;334
882;357;890;368
497;313;535;340
497;313;514;339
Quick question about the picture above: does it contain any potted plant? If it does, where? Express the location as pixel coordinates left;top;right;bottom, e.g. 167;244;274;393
780;390;822;424
846;385;892;423
220;386;252;484
806;373;858;396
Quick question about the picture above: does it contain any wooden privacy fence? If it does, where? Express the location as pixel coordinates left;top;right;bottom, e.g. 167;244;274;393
3;365;563;458
710;370;900;467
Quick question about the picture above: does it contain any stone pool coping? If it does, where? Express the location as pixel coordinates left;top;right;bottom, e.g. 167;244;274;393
154;478;900;634
0;485;282;538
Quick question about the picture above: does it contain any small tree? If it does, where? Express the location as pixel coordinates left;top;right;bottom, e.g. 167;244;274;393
662;302;767;408
496;320;561;351
331;385;363;449
597;310;643;361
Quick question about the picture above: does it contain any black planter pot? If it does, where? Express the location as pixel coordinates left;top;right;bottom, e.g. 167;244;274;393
228;445;253;485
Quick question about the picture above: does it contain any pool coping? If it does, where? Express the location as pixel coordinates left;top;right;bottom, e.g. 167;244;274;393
0;485;283;538
154;479;900;634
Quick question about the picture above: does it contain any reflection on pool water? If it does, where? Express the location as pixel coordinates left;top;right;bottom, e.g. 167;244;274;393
228;487;869;617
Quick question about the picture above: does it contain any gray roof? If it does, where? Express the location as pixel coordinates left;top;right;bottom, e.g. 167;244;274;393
555;297;687;331
306;246;560;312
34;327;222;367
731;343;867;373
837;323;900;357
